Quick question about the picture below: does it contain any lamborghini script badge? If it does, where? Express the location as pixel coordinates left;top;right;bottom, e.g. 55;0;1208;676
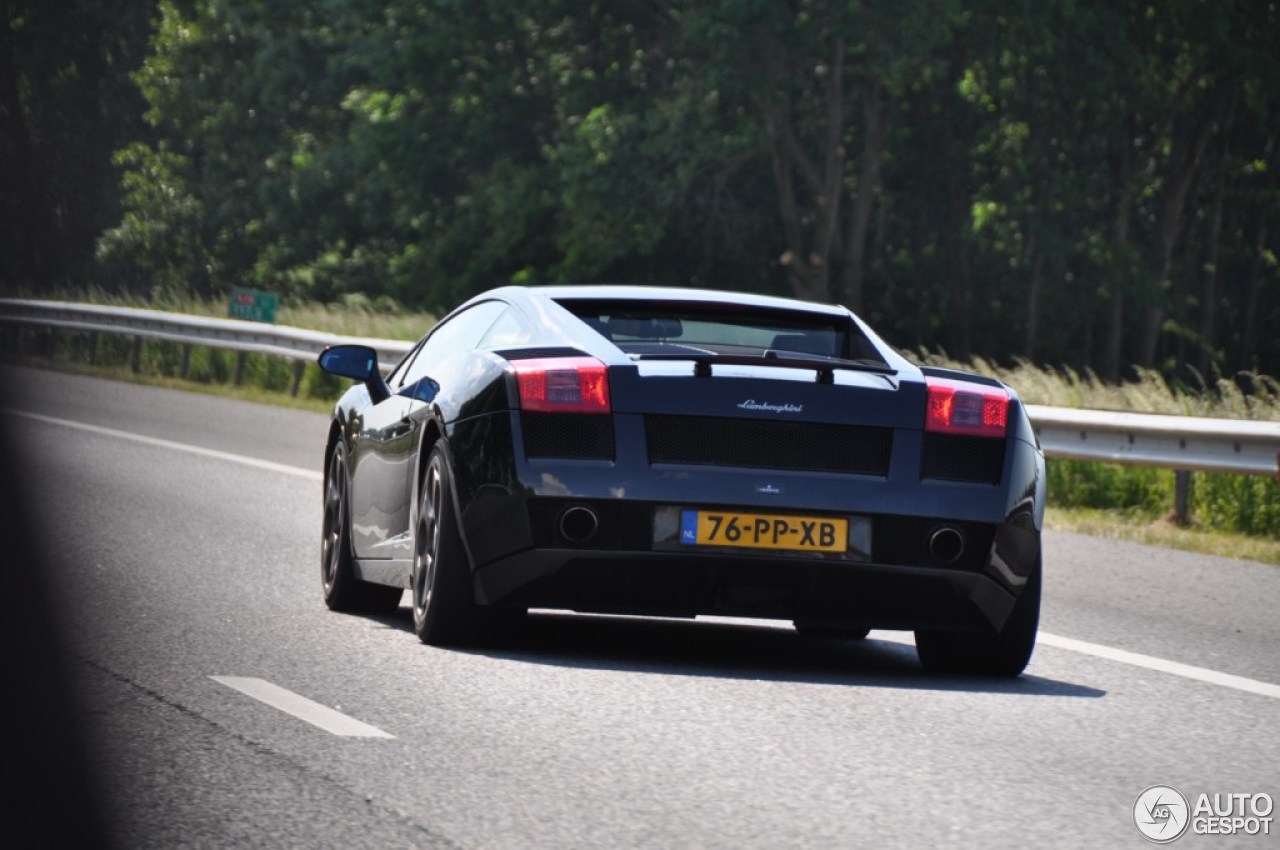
737;400;803;414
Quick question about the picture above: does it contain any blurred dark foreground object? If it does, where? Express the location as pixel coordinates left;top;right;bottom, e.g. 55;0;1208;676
0;393;116;848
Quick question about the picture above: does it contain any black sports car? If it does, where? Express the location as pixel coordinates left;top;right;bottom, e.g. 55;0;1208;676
318;285;1045;675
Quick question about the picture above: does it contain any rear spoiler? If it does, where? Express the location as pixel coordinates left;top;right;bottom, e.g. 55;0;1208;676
633;353;897;384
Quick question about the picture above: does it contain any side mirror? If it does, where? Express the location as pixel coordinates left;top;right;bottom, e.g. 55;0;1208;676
317;344;390;403
318;345;377;380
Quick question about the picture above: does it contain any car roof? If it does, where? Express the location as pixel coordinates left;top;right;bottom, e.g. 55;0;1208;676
451;284;916;375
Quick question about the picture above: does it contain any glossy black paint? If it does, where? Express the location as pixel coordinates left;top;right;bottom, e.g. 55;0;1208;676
321;285;1046;634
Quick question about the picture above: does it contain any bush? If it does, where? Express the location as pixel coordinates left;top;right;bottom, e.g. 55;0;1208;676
1047;458;1278;536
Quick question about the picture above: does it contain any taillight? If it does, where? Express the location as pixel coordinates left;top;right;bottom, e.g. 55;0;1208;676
513;357;611;413
924;377;1009;438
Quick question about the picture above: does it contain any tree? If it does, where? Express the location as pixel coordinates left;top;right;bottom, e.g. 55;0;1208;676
89;0;1280;377
1;0;155;292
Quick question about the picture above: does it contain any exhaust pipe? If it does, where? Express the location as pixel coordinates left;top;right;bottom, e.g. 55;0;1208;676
558;505;599;544
928;526;965;565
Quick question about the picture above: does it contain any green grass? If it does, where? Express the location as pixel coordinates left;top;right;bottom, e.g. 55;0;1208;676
1046;506;1280;565
1048;459;1278;538
3;292;1277;555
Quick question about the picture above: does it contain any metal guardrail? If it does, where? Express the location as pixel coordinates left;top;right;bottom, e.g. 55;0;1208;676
0;298;414;363
2;298;1278;483
1026;406;1280;521
1028;406;1279;478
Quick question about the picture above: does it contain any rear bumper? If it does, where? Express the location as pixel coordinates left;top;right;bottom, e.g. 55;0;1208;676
446;409;1043;632
474;547;1021;634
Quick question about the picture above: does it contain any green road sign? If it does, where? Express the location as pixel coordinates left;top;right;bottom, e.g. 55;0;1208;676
228;286;279;323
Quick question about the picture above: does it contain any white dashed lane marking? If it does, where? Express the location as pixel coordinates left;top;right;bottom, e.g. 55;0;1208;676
211;676;394;738
1035;632;1280;700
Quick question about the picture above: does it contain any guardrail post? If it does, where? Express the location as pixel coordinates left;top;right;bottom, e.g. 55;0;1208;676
180;344;192;379
233;351;247;386
1173;471;1193;526
87;332;98;365
130;336;143;372
44;328;57;360
290;360;305;397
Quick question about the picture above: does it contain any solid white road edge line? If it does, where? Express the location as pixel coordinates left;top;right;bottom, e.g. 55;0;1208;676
5;409;322;481
210;676;394;738
869;629;1280;700
14;408;1280;702
1035;631;1280;700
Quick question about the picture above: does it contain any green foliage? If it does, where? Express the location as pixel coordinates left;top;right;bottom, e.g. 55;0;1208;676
1;0;156;291
96;143;209;293
1047;460;1278;539
1047;461;1174;516
1197;473;1280;537
7;0;1280;380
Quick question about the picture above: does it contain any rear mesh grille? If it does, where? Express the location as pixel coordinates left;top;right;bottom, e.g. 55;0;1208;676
646;415;892;475
921;434;1005;484
522;413;614;459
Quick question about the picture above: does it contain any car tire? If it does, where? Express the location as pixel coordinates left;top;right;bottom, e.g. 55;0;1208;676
914;557;1040;677
411;444;521;646
793;623;871;641
322;442;403;614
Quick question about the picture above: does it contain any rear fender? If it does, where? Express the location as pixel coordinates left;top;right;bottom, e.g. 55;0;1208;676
411;418;478;577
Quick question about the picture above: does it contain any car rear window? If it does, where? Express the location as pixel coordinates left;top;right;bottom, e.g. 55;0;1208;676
556;299;885;364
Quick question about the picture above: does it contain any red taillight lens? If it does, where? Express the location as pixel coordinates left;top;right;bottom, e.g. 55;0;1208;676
924;378;1009;438
513;357;611;413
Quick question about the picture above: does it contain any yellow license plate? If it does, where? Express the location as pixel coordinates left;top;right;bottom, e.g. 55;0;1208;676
680;510;848;553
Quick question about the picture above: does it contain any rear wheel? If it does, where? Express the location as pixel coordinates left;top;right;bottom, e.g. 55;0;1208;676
914;558;1040;677
411;444;521;645
322;442;402;614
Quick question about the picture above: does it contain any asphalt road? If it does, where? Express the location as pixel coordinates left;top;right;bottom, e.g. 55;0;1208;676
3;365;1277;849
